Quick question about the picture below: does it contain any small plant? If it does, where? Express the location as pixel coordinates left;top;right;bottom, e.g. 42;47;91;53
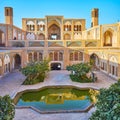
0;95;15;120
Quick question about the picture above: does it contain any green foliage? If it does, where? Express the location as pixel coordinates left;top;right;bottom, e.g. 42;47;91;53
21;59;49;85
67;63;91;76
89;80;120;120
0;95;15;120
70;74;92;83
67;63;92;83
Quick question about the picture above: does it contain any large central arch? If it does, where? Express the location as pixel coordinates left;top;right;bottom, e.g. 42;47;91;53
48;22;61;40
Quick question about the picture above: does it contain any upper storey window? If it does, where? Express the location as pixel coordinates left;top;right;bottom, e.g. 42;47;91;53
64;21;71;31
27;21;35;31
64;25;71;31
37;21;45;31
74;21;82;31
74;25;81;31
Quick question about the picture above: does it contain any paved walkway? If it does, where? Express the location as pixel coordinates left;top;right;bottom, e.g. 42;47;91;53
0;71;25;97
0;70;117;120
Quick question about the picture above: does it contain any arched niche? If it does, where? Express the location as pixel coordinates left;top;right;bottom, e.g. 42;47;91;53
48;20;61;40
38;33;45;40
0;30;5;47
103;30;113;46
64;33;71;40
14;54;21;69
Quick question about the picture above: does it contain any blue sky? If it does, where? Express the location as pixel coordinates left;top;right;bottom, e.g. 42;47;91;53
0;0;120;28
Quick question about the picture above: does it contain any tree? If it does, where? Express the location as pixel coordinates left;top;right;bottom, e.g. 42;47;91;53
66;63;92;82
0;95;15;120
89;80;120;120
21;59;49;85
67;63;91;76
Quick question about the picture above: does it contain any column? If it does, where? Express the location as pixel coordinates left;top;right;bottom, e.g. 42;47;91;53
63;48;69;69
32;52;34;62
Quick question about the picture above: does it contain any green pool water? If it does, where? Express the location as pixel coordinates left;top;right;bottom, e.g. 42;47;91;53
15;87;98;112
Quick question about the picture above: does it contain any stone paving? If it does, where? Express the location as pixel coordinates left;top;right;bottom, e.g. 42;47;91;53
0;70;25;97
0;70;117;120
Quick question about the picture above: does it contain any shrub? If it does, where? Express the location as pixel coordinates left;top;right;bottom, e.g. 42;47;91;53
0;95;15;120
70;74;92;83
21;59;49;85
89;80;120;120
67;63;92;83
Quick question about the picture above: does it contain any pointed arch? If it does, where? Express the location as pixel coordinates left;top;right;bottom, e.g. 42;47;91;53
48;23;61;40
90;53;100;67
34;52;37;61
39;52;43;61
69;52;74;61
54;52;58;61
64;33;71;40
28;53;32;62
14;54;21;69
38;33;45;40
0;30;5;47
49;52;53;61
103;30;113;46
109;56;118;63
59;52;63;61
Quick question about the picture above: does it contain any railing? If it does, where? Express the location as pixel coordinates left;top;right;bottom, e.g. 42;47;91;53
8;39;101;48
9;40;26;47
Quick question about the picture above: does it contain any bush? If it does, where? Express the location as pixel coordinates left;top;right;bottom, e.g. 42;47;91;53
21;59;49;85
23;72;45;85
70;74;92;83
67;63;92;83
89;80;120;120
0;95;15;120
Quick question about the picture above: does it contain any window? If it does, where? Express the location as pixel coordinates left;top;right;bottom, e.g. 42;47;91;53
79;52;83;61
59;52;63;61
39;53;43;61
34;52;37;61
28;53;32;62
64;25;71;31
54;52;58;61
112;66;115;75
74;52;78;61
70;53;74;61
49;52;53;61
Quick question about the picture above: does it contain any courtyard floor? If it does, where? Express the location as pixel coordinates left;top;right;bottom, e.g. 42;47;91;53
0;70;117;120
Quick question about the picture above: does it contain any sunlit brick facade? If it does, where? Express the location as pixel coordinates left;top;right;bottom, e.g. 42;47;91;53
0;7;120;79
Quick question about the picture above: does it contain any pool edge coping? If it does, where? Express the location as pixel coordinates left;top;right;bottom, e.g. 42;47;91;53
13;85;98;114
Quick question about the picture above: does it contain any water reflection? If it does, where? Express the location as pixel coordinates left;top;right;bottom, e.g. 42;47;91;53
16;87;98;111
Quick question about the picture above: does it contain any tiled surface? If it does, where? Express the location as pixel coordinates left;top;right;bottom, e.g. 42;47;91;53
0;70;117;120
